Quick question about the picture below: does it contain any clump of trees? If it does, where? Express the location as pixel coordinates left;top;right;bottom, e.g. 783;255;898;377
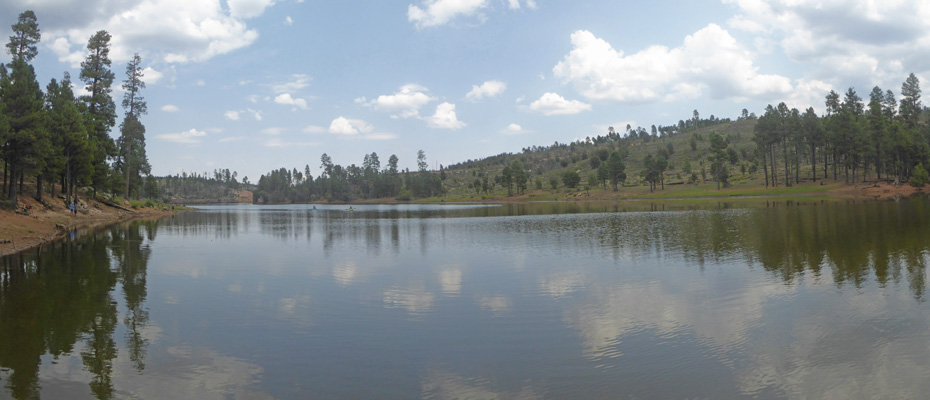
0;10;154;207
253;150;445;203
753;73;928;187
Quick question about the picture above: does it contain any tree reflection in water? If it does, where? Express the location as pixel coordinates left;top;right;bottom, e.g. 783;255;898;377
0;220;156;399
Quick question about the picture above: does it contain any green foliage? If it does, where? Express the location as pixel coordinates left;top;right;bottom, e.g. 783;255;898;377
708;132;730;189
607;151;625;191
549;175;559;190
396;188;412;201
116;53;150;199
6;11;40;62
642;154;668;191
80;30;117;196
1;59;48;203
562;170;580;188
910;163;928;187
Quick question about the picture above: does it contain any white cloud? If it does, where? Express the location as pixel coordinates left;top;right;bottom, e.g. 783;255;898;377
248;108;262;121
507;0;536;9
329;117;374;135
224;110;240;120
552;25;793;103
161;104;180;112
227;0;276;19
724;0;930;89
361;84;434;118
529;92;591;116
274;93;308;110
303;125;325;134
284;16;293;25
465;80;506;101
141;67;164;84
156;128;207;144
196;80;206;86
782;78;834;114
408;0;487;29
500;123;528;135
48;37;83;67
272;74;311;94
426;102;466;129
260;127;284;135
31;0;262;65
364;133;398;140
263;138;318;147
219;136;246;142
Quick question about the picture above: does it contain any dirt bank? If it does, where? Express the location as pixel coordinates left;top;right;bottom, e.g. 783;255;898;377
0;193;181;257
831;181;926;200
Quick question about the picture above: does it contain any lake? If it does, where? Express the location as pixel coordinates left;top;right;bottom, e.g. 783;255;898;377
2;198;930;399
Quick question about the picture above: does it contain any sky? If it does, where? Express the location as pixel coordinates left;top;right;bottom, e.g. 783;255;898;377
2;0;930;181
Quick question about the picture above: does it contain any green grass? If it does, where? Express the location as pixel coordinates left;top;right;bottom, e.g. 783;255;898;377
636;181;835;199
129;199;159;209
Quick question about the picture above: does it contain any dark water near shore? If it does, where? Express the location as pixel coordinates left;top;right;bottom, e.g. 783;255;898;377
3;198;930;399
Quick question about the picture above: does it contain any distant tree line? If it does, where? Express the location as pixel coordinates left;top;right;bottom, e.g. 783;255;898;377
0;10;153;207
158;169;242;202
253;150;444;203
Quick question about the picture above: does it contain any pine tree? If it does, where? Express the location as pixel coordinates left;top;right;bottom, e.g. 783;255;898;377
45;72;92;201
118;53;150;198
1;59;48;204
80;30;117;197
6;10;40;63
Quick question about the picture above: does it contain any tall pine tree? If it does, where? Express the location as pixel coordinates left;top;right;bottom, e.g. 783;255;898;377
80;30;117;197
117;53;150;198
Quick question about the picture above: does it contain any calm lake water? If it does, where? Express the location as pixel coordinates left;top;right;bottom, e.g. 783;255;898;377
3;198;930;399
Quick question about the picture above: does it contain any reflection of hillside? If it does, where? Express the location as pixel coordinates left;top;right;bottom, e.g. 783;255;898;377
159;209;248;240
0;221;156;399
528;198;930;299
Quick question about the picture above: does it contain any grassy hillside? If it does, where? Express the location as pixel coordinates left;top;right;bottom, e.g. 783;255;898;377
439;119;763;200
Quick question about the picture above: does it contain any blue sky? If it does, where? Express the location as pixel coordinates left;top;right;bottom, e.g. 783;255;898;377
3;0;929;181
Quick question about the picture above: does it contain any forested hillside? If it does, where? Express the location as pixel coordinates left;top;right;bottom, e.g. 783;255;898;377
248;71;930;203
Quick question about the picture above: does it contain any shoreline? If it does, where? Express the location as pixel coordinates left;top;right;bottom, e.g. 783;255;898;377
323;181;927;204
2;182;922;257
0;194;182;257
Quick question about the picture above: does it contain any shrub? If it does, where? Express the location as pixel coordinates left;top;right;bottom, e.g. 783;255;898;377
396;188;412;201
910;163;928;187
562;170;581;188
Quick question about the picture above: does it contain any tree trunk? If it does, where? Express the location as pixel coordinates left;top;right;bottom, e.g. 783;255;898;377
65;159;72;201
770;145;778;187
823;148;828;180
125;142;131;199
795;143;800;184
783;140;790;187
762;151;769;187
8;164;18;205
36;174;43;202
810;142;817;181
833;148;838;180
